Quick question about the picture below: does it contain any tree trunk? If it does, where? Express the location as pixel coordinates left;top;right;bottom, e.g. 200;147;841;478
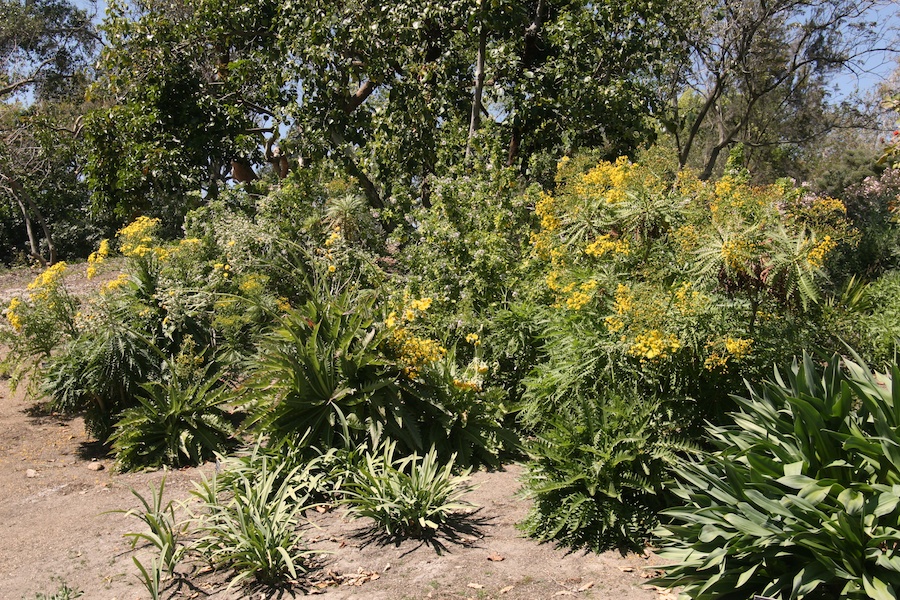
465;0;488;162
6;176;55;266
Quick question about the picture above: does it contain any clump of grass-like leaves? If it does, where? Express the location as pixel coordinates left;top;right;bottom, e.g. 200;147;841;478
654;352;900;599
117;478;187;599
340;441;475;538
191;456;314;587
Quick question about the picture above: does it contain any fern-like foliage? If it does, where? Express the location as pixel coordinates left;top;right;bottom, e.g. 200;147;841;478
520;393;695;552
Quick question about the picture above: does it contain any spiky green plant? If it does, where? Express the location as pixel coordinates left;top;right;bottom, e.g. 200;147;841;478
242;288;408;450
520;393;693;552
340;441;474;538
119;478;187;576
192;458;313;587
110;373;235;470
653;352;900;599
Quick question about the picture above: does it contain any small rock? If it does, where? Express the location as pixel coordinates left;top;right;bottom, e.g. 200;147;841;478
87;462;104;472
25;469;37;478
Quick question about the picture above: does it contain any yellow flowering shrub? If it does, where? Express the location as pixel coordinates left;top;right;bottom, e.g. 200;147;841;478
86;239;110;279
118;216;163;258
5;297;23;332
627;330;681;362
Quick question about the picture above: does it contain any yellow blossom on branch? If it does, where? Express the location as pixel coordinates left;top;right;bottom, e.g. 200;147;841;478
5;297;23;332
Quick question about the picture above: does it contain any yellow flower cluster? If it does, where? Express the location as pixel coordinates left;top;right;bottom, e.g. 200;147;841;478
807;235;837;268
673;225;700;254
86;239;110;279
102;273;130;293
585;234;631;258
453;378;481;392
721;237;755;271
27;262;68;302
563;280;598;310
535;191;559;230
324;227;342;248
704;337;754;371
118;216;165;259
604;284;633;332
627;330;681;361
213;263;232;279
465;332;481;346
238;274;268;295
391;328;447;378
575;157;632;203
673;282;709;316
724;337;753;359
5;297;23;332
410;297;433;312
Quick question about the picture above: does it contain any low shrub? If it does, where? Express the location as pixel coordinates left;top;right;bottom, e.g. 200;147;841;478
192;457;314;587
340;442;474;538
110;373;235;471
520;393;693;552
653;352;900;599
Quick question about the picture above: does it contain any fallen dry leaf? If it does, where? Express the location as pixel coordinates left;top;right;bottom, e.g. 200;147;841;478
467;582;484;589
487;553;505;562
499;585;514;594
577;581;595;591
619;566;635;572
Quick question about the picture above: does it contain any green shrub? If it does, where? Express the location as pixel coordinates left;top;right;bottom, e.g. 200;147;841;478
242;286;405;450
243;283;512;467
340;441;474;538
653;352;900;599
520;393;693;552
192;458;314;587
42;312;161;440
110;373;235;471
1;262;79;390
215;436;345;507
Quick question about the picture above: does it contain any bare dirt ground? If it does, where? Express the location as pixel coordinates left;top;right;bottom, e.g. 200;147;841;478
0;265;674;600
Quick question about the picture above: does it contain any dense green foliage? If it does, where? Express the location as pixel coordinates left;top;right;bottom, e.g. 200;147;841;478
654;353;900;599
340;442;474;538
4;0;900;593
520;393;696;552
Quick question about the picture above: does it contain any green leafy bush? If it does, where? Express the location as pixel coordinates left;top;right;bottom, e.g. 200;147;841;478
192;458;314;587
340;441;474;538
1;262;79;389
110;373;235;471
654;352;900;599
520;393;692;552
243;283;513;467
242;286;404;450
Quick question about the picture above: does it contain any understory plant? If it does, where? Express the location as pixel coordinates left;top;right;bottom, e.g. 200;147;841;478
119;478;188;599
110;371;236;471
654;352;900;599
244;281;512;467
192;456;314;587
520;392;693;552
340;441;475;538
